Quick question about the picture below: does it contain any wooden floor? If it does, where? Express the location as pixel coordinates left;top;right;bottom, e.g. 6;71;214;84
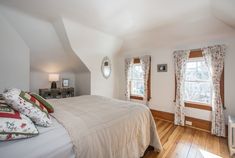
144;119;231;158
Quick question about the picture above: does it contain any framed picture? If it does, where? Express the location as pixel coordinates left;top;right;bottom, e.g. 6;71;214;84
157;64;167;72
62;79;69;87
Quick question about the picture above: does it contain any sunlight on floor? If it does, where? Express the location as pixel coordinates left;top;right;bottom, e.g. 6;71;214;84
199;149;222;158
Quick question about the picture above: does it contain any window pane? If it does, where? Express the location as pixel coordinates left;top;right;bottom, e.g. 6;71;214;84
184;81;211;104
184;59;212;104
131;65;143;79
197;61;210;80
131;80;144;96
185;60;210;81
130;64;144;96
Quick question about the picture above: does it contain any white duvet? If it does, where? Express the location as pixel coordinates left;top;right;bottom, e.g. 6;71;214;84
49;95;162;158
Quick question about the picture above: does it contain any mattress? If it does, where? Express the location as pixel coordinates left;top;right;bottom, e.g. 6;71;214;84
0;117;75;158
0;95;162;158
49;95;162;158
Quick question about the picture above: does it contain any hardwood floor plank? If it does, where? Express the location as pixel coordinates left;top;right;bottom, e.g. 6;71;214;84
166;127;194;158
144;119;230;158
219;138;230;158
190;130;207;158
204;133;221;157
158;121;172;135
187;130;202;158
158;123;174;139
157;126;185;158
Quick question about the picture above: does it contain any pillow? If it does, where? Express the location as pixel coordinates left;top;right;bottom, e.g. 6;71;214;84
30;93;54;113
0;94;4;100
0;99;6;104
3;88;52;127
0;103;39;141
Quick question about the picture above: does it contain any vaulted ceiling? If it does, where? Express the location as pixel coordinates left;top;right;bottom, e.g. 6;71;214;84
0;0;234;74
0;5;89;73
0;0;234;37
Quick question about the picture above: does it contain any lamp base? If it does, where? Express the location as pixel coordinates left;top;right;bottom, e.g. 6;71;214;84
51;81;57;89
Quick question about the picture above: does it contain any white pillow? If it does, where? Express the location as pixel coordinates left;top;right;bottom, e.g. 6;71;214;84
0;103;39;141
3;88;52;127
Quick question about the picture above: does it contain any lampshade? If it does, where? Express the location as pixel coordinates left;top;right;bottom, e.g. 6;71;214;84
49;74;59;82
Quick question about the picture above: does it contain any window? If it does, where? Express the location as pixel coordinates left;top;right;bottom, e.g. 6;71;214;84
130;63;144;97
128;57;151;101
184;58;212;104
175;50;224;111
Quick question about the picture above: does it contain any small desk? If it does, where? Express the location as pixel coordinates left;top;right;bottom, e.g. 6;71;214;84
39;87;74;99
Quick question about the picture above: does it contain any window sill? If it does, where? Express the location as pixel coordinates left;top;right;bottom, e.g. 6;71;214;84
130;96;143;100
184;101;212;111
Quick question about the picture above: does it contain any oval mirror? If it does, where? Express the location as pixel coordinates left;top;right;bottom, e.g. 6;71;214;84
101;56;111;79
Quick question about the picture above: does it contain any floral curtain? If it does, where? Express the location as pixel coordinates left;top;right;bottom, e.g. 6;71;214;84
173;50;190;126
125;58;133;100
140;55;151;105
202;45;226;137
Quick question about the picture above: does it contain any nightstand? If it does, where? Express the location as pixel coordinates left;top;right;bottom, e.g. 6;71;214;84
39;87;74;99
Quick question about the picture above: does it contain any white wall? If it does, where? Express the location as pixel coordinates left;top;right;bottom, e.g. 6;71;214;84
75;72;91;96
118;14;235;121
62;18;123;98
0;13;30;93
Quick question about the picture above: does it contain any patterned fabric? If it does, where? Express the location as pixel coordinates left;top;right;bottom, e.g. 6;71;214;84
0;103;38;141
173;50;190;126
124;58;133;100
21;92;49;114
140;55;151;105
3;89;52;127
29;93;54;113
202;44;226;137
0;94;4;100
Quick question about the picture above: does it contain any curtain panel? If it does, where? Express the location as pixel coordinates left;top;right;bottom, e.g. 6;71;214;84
202;44;226;137
124;58;133;100
140;55;151;105
173;50;190;126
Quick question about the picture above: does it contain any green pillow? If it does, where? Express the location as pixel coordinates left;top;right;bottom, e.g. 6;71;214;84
30;93;54;113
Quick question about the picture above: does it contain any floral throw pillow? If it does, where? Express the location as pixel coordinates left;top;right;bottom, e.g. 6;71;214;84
0;103;39;141
3;89;52;127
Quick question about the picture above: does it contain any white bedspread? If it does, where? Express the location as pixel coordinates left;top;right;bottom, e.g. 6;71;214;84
49;95;162;158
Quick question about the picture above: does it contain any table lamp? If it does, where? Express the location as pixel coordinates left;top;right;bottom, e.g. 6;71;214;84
49;74;59;89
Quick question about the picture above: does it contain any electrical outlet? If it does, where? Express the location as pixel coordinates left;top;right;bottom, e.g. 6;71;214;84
185;120;192;126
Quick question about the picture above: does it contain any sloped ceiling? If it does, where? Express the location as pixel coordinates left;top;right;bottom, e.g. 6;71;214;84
1;0;234;37
212;0;235;28
1;0;235;36
0;0;235;74
0;5;89;73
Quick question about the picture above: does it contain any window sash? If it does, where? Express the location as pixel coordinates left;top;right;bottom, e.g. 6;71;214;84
184;59;212;105
130;80;144;97
184;82;212;105
130;64;144;97
130;64;143;80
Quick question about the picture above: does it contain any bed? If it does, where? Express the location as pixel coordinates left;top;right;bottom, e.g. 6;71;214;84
0;95;162;158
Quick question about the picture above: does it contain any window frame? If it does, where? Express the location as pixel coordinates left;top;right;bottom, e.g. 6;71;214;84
184;57;212;105
130;58;151;101
174;50;224;111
